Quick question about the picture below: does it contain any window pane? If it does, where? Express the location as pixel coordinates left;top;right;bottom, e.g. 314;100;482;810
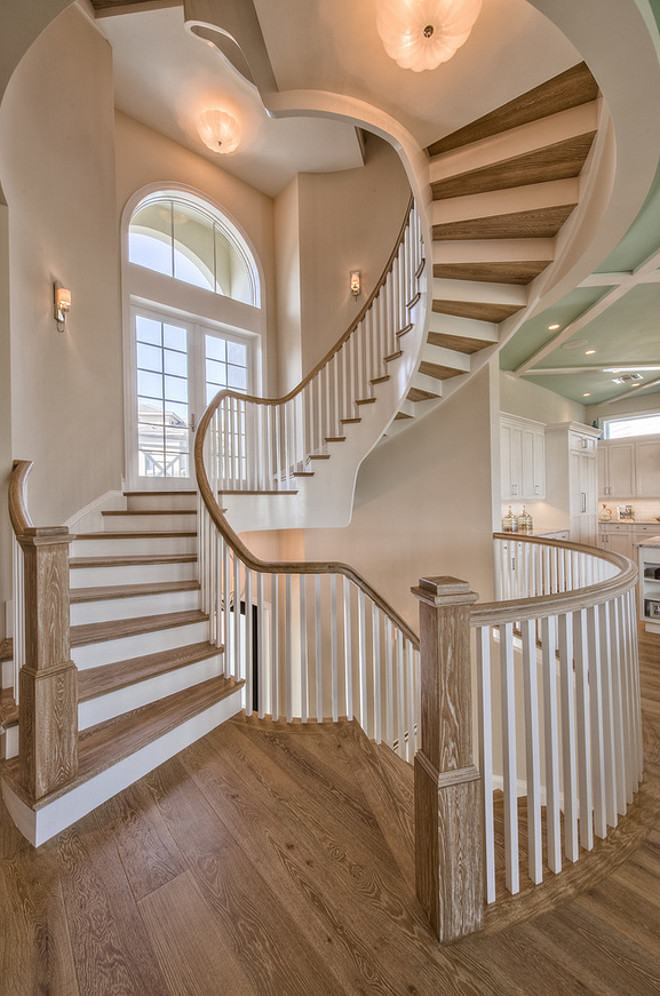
227;340;247;366
136;316;162;346
163;324;187;351
205;336;226;362
138;370;163;399
129;202;173;276
137;398;164;424
164;349;187;377
605;413;660;438
164;375;188;403
173;203;215;291
137;342;162;373
228;364;247;390
206;358;227;386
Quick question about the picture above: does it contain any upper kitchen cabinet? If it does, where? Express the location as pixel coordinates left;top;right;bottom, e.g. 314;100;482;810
597;434;660;498
546;422;600;547
598;440;635;497
501;414;545;501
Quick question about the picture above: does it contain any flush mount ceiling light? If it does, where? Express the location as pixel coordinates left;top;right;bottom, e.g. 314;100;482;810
376;0;482;72
548;323;561;330
198;110;240;154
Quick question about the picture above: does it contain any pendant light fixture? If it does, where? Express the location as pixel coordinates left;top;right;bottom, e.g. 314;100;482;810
376;0;482;72
198;110;241;154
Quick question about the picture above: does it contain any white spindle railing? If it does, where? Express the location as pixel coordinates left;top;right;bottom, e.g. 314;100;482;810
11;533;24;702
196;494;421;757
474;534;641;905
203;199;422;493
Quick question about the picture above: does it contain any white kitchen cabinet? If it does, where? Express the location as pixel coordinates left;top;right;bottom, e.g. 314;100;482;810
500;414;545;500
635;438;660;497
597;441;635;497
598;522;635;561
546;421;599;547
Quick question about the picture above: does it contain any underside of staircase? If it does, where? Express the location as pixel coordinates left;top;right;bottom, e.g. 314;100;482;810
393;62;599;428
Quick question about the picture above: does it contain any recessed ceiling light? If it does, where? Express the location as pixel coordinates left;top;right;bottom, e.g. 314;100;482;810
548;323;561;330
583;392;591;397
585;349;596;355
561;338;588;350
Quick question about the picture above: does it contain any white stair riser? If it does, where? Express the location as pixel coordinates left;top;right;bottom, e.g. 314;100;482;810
73;620;209;670
432;237;555;264
126;493;197;511
431;177;579;225
70;535;197;558
432;277;526;307
427;310;498;342
2;688;243;847
102;512;197;532
70;588;200;626
78;653;223;730
70;561;197;588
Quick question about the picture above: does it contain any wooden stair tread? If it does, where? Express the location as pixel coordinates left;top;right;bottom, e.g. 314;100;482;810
70;579;200;603
432;204;576;241
123;490;196;496
394;411;413;420
427;330;497;354
292;472;314;478
71;609;208;647
218;489;298;495
308;454;331;460
432;260;552;285
427;62;598;156
432;299;522;322
370;375;390;384
384;350;403;363
70;553;196;568
418;361;466;380
431;132;596;200
397;323;413;337
324;436;346;442
102;509;197;516
78;641;222;701
407;386;440;403
355;397;376;406
74;530;197;540
3;675;243;811
340;417;361;424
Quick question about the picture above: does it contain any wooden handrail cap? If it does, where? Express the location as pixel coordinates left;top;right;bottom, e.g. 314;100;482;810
412;576;479;606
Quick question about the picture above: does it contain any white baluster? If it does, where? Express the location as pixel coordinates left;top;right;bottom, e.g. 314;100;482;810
600;599;619;828
405;639;415;764
587;603;607;839
396;627;405;760
331;574;339;723
245;569;253;717
285;573;293;723
343;576;353;721
223;542;231;677
257;572;265;719
372;604;381;744
476;625;495;903
558;612;579;861
385;617;394;749
521;617;542;884
271;574;279;721
500;621;519;894
358;588;367;732
573;607;594;851
315;574;323;723
300;574;308;724
233;550;241;679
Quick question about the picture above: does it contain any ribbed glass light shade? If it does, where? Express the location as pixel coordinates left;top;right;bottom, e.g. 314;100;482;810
376;0;482;72
198;110;241;154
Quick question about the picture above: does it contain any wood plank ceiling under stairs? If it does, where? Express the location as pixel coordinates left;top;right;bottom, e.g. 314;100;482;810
397;62;599;427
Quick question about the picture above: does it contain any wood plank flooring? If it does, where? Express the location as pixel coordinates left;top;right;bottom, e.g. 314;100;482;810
2;627;660;995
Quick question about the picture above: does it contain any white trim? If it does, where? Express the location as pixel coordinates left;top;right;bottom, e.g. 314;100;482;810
64;489;125;533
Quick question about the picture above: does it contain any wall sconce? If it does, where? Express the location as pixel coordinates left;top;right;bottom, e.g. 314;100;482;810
54;283;71;333
198;109;241;154
350;270;361;297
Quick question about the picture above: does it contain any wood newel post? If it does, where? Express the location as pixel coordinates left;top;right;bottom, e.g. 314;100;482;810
17;526;78;800
411;575;484;942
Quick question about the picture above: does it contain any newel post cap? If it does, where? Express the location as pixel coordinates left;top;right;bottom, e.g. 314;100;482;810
411;575;479;607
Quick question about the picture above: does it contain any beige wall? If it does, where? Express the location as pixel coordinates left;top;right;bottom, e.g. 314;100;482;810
114;111;278;394
500;371;586;425
298;135;410;374
299;366;496;629
273;176;302;394
0;194;11;639
0;5;122;526
588;390;660;424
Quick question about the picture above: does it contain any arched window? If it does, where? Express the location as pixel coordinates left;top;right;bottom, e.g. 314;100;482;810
122;187;264;489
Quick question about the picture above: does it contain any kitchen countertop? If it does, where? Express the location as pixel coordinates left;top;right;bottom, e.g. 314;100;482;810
598;519;660;525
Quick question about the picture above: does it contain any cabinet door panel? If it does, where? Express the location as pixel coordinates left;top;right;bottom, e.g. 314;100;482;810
609;443;635;497
635;440;660;497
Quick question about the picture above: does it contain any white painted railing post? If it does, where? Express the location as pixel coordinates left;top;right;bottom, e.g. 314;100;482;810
411;575;483;943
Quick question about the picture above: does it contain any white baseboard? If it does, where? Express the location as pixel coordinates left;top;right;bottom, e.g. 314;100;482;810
64;489;125;534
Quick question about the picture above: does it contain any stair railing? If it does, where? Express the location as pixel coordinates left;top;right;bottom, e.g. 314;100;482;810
202;196;421;492
412;534;641;943
7;460;78;800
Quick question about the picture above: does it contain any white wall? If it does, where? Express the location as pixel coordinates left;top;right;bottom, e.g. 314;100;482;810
0;5;122;526
299;366;496;629
297;135;410;374
588;390;660;424
114;111;278;394
273;176;302;394
500;371;586;424
0;193;11;641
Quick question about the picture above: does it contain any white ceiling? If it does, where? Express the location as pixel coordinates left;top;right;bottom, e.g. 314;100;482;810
98;5;365;198
98;0;579;198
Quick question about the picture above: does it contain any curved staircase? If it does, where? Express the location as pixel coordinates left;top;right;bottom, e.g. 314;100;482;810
393;61;600;428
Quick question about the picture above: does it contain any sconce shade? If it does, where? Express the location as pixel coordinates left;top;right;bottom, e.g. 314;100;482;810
198;109;241;154
56;287;71;312
54;282;71;332
350;270;361;296
376;0;482;72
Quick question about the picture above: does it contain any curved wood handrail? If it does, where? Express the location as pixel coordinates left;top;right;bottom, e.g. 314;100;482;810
470;532;638;628
199;194;415;416
195;426;419;646
8;460;35;537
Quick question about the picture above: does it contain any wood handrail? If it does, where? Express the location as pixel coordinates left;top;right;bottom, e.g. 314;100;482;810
198;194;415;416
470;533;637;627
8;460;35;537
